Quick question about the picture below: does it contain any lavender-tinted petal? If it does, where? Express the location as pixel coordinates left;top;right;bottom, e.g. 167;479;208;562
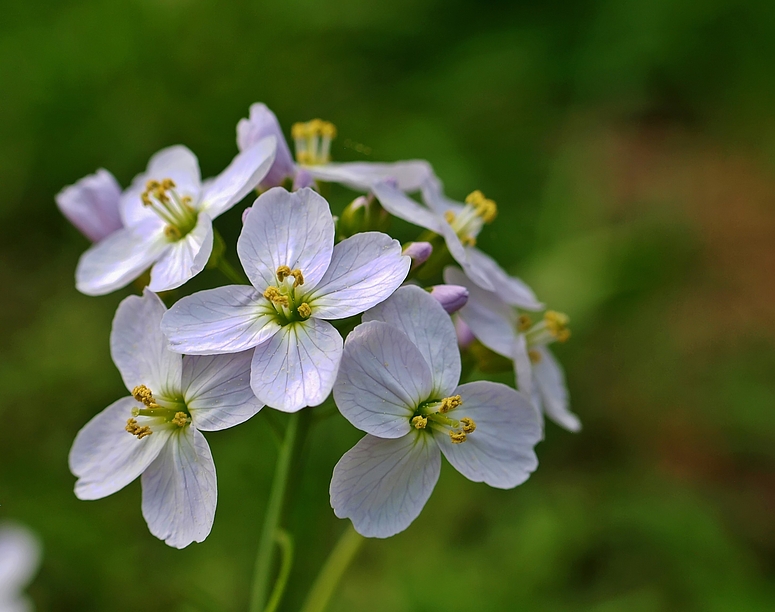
307;232;410;320
533;347;581;433
56;168;123;242
305;160;433;192
464;248;543;310
236;103;296;189
147;213;213;293
0;523;40;597
370;181;442;232
330;433;440;538
363;286;460;399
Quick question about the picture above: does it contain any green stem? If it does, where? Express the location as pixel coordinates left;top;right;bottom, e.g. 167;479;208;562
263;529;294;612
299;525;364;612
217;256;248;285
249;413;300;612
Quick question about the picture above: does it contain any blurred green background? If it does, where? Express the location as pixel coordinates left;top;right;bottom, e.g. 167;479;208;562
2;0;775;610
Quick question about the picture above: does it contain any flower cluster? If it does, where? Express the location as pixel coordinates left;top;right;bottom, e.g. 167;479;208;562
58;103;579;548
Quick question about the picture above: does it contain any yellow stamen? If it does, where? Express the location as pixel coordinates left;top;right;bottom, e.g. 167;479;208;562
125;418;152;439
263;287;289;307
164;225;181;240
518;314;533;332
297;303;311;319
465;190;498;223
291;122;307;139
544;311;571;342
460;417;476;434
290;268;304;287
132;385;158;408
528;349;542;364
171;412;189;427
444;210;455;224
276;265;292;281
449;430;467;444
439;395;463;414
411;416;428;430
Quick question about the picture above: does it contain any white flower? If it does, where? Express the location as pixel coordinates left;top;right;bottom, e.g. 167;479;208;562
371;178;542;308
69;290;263;548
330;286;542;538
444;266;581;432
56;168;123;243
0;523;41;612
75;139;277;296
161;187;410;413
237;103;433;192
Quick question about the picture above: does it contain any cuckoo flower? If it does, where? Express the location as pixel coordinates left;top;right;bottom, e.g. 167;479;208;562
75;139;277;296
371;178;542;308
237;102;433;192
56;168;124;243
330;286;542;538
0;523;40;612
69;290;262;548
444;266;581;432
161;187;410;413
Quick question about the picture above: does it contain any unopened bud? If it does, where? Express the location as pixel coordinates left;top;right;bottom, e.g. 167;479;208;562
402;242;433;269
430;284;469;314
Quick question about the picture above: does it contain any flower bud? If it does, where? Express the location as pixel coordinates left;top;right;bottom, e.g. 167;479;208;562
237;103;296;189
338;194;389;238
455;317;475;349
430;284;469;314
402;242;433;269
55;169;123;242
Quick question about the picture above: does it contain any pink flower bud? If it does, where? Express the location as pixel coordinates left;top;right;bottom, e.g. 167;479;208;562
402;242;432;269
55;169;123;242
430;284;469;314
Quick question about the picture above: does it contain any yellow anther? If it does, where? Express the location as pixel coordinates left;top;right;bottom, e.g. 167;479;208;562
297;302;311;319
411;416;428;430
161;178;176;190
291;122;308;139
465;190;498;223
319;121;337;138
141;193;152;206
164;225;181;240
444;210;456;224
276;265;292;281
518;314;533;332
460;417;476;434
145;179;160;190
439;395;463;414
290;268;304;287
263;287;289;307
544;311;570;342
181;195;193;206
125;418;152;439
171;412;189;427
528;349;542;364
461;235;477;247
296;151;314;165
449;430;467;444
132;385;158;408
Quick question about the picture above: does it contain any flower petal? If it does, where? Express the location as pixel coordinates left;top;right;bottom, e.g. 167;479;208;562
120;145;203;227
464;248;543;310
141;427;217;549
0;523;41;595
533;347;581;432
330;433;440;538
56;168;123;242
69;396;172;500
334;320;432;438
512;334;534;400
182;352;263;431
237;187;334;291
307;232;410;320
236;103;296;189
162;285;280;355
200;136;277;219
250;319;342;412
363;285;460;398
305;160;433;192
434;381;541;488
370;181;443;232
443;266;517;358
110;289;183;396
75;221;169;296
147;213;213;293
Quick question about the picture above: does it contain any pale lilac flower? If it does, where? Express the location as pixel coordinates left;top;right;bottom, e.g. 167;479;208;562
371;178;542;308
161;187;410;413
402;241;433;269
237;103;433;192
330;286;542;538
56;168;123;242
0;523;40;612
444;266;581;432
429;284;469;314
69;290;262;548
75;139;277;296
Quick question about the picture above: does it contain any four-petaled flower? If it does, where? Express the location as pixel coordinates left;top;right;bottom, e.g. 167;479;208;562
330;285;542;538
69;290;263;548
0;522;41;612
75;138;277;296
237;103;433;193
161;187;411;413
371;177;543;309
444;266;581;432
